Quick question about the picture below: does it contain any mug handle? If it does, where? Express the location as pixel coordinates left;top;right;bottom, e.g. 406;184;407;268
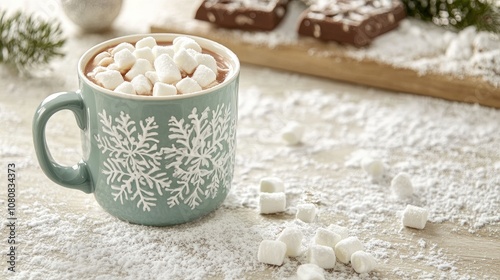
32;91;93;193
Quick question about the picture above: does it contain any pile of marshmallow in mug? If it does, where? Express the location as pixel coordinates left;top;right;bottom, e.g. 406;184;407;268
87;36;222;96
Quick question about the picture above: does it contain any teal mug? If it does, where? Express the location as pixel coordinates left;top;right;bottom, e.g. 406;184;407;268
33;34;240;226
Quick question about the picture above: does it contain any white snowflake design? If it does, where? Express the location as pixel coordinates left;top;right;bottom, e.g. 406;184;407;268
162;104;236;209
95;104;236;211
95;111;171;211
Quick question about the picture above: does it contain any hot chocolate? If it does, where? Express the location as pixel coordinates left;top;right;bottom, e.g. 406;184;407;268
85;36;231;96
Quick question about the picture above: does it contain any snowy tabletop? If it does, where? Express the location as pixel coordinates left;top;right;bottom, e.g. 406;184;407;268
0;0;499;279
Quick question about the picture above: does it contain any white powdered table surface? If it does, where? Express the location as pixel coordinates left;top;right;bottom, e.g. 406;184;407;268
0;0;499;279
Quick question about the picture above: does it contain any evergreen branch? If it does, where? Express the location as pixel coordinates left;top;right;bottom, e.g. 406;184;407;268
0;10;66;72
401;0;500;33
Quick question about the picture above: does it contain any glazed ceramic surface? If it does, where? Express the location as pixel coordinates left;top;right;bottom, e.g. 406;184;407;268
33;34;240;226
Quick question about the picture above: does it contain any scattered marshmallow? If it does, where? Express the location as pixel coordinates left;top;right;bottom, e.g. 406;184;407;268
135;36;157;49
391;172;414;199
95;70;124;90
307;244;336;269
133;47;155;64
131;74;152;96
257;240;287;266
296;203;317;223
195;53;218;74
176;77;202;94
313;228;342;249
114;81;136;95
351;251;377;274
125;59;154;81
281;121;305;145
192;65;217;88
276;227;303;257
152;45;175;58
402;204;429;229
113;48;136;71
361;157;385;180
173;36;202;53
154;54;182;84
153;82;177;97
260;177;285;193
111;42;135;55
334;236;364;264
326;224;349;240
259;192;286;214
174;49;199;74
296;263;325;280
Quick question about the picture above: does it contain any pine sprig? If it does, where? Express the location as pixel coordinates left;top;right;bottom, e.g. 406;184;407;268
0;10;66;72
401;0;500;33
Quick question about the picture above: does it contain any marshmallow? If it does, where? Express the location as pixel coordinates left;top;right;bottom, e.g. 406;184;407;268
131;74;152;96
87;66;107;79
195;53;218;74
173;36;202;53
152;45;175;58
94;51;111;65
154;54;182;84
186;48;200;58
259;192;286;214
153;82;177;97
95;70;124;90
135;36;157;49
125;59;154;81
307;244;336;269
106;63;121;73
114;81;136;95
276;227;303;257
133;47;155;64
326;224;349;240
192;65;217;88
257;240;287;266
313;228;342;249
296;264;325;280
361;157;385;180
111;42;135;55
145;71;159;84
281;121;305;145
113;48;136;71
260;177;285;193
176;77;202;94
97;57;113;67
334;236;363;264
351;251;377;274
174;49;199;74
391;172;414;199
296;203;317;223
402;204;428;229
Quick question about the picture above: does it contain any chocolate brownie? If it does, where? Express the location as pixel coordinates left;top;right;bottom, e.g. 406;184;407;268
297;0;406;46
195;0;290;31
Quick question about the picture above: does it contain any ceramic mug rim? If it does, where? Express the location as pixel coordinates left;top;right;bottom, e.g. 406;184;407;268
78;33;240;100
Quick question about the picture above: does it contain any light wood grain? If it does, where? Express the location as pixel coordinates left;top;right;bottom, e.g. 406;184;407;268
151;20;500;109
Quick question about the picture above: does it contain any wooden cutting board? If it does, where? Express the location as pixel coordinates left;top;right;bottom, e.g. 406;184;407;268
150;18;500;109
